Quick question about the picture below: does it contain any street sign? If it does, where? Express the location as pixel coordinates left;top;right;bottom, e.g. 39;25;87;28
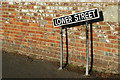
54;8;102;76
53;8;99;27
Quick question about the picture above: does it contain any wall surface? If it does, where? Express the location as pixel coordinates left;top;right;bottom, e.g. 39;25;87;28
1;0;120;74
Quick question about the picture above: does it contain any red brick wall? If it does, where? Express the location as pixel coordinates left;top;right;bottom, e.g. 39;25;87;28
1;1;119;74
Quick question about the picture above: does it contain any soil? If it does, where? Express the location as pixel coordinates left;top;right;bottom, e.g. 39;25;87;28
2;50;120;78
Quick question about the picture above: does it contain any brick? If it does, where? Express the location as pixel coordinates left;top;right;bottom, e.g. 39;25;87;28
99;22;106;25
96;47;111;52
106;31;112;34
22;16;29;19
98;43;105;47
48;36;57;40
105;43;113;48
2;8;8;11
1;30;5;33
15;22;23;25
28;30;36;33
115;27;120;31
2;5;7;8
74;32;80;35
10;18;14;22
26;6;34;9
55;41;60;44
108;35;117;39
12;12;16;15
113;45;118;49
111;49;118;53
102;26;110;30
80;53;86;57
8;5;15;8
44;39;52;43
2;15;8;18
30;27;39;30
38;38;46;42
23;23;29;26
45;25;53;28
47;28;53;32
44;17;52;21
48;21;52;24
56;14;61;17
29;23;38;27
8;9;14;11
36;31;43;34
32;37;39;41
29;2;36;5
103;56;112;61
9;15;15;18
76;48;86;52
2;2;8;4
92;33;97;37
42;6;46;9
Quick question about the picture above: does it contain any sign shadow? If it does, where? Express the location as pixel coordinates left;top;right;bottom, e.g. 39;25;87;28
63;28;69;68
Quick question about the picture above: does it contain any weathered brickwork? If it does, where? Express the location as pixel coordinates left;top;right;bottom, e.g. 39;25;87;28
1;1;119;74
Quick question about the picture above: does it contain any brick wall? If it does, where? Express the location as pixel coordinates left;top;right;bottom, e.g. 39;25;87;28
1;1;119;74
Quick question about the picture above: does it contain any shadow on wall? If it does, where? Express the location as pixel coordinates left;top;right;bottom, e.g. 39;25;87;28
62;11;104;74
